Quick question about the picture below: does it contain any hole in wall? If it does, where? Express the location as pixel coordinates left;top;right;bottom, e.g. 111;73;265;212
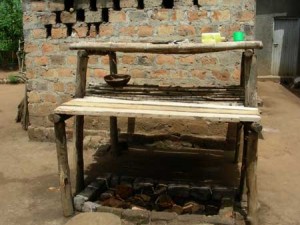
90;0;97;11
55;11;62;23
102;8;109;22
137;0;144;9
95;22;100;35
77;9;85;21
162;0;174;9
45;25;52;38
193;0;199;5
64;0;74;11
87;23;91;36
113;0;121;10
87;23;99;36
66;24;73;36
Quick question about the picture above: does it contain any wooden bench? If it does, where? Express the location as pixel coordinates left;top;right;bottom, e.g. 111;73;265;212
51;41;263;225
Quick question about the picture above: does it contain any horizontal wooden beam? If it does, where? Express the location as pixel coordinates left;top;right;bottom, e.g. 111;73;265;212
69;41;263;54
54;97;261;123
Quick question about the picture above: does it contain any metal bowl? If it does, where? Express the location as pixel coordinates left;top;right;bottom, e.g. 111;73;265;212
104;74;131;87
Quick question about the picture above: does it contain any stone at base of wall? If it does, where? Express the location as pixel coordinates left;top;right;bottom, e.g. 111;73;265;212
27;119;229;143
0;79;25;84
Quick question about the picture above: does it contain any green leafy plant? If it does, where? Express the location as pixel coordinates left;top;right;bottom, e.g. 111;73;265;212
0;0;23;51
8;74;20;84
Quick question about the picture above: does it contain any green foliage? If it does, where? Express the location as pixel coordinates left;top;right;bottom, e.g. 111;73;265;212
0;0;23;51
8;74;20;84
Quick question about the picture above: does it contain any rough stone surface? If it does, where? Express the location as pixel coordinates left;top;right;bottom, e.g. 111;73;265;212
65;212;121;225
82;201;101;212
190;186;212;201
74;195;87;211
121;209;150;224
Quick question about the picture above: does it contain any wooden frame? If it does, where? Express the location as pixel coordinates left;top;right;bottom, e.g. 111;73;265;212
51;41;262;225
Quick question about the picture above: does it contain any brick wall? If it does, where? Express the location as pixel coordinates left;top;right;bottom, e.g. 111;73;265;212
23;0;255;141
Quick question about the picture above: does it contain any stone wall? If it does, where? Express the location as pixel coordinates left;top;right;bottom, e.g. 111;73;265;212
23;0;256;141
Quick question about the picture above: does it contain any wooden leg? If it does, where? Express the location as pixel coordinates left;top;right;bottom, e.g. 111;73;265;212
74;115;85;194
54;119;74;217
238;123;249;202
234;123;243;163
127;117;136;134
110;116;119;155
246;124;259;225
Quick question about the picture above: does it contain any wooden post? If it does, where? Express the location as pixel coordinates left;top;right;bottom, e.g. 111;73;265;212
246;123;260;225
243;49;258;107
110;116;119;155
109;52;117;75
240;51;245;87
127;117;136;134
234;123;243;163
109;52;119;154
75;50;89;98
74;50;89;193
238;122;249;202
54;118;74;217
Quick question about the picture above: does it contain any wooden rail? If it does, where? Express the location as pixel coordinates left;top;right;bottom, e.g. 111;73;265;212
70;41;263;54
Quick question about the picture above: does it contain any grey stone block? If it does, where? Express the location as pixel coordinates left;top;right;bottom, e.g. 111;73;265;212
150;211;177;222
97;173;112;186
133;177;154;195
121;209;150;224
144;0;162;8
85;10;103;23
78;186;99;201
190;186;212;201
120;176;135;187
212;187;236;201
127;11;148;22
97;205;124;217
167;184;190;199
74;195;87;211
82;201;101;212
89;179;108;192
110;175;120;188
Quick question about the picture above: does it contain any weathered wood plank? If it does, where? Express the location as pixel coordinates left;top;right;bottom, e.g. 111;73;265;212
60;97;258;112
110;116;119;155
108;51;119;154
75;50;89;98
54;120;74;217
246;124;259;225
70;41;263;54
61;101;258;116
234;123;243;163
74;50;88;194
54;102;260;123
243;50;258;107
109;52;117;75
74;116;85;193
238;123;249;202
127;117;136;134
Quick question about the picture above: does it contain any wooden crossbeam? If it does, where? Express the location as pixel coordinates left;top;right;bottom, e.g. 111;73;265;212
69;41;263;54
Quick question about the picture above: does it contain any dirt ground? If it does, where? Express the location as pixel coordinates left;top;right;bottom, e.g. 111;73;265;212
0;82;300;225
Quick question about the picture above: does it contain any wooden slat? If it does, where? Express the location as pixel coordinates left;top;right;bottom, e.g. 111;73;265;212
62;99;258;115
86;84;244;103
69;41;263;54
54;97;260;122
